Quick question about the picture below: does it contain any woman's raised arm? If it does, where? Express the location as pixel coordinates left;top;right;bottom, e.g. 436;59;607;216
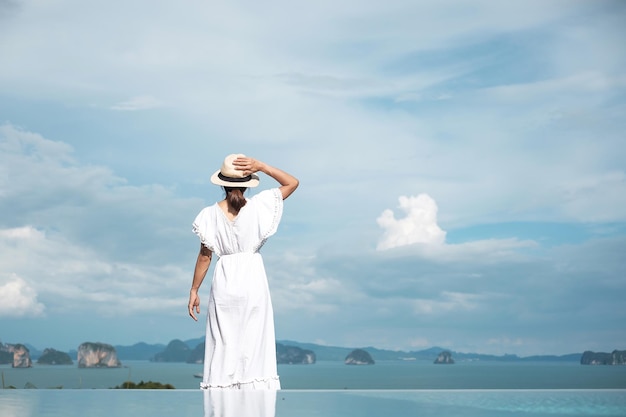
232;157;299;200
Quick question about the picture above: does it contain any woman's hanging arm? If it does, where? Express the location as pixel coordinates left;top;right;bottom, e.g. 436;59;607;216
188;244;212;321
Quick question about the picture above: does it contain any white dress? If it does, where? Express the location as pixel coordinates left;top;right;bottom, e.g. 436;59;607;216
193;188;283;390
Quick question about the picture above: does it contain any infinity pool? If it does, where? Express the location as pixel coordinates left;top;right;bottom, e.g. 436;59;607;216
1;389;625;417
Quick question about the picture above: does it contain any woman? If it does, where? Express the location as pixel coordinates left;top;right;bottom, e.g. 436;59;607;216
188;154;298;390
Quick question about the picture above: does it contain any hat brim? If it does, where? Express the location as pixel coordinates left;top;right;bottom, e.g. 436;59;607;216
210;170;260;188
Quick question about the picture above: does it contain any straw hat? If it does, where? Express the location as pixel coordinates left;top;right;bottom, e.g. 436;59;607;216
210;154;260;188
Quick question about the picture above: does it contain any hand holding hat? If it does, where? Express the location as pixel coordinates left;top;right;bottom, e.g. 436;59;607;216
231;156;264;177
210;154;260;188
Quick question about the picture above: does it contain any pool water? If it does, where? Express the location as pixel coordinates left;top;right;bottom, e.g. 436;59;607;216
1;389;625;417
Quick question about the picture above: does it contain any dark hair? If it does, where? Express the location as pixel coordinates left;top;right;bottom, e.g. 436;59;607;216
224;187;247;213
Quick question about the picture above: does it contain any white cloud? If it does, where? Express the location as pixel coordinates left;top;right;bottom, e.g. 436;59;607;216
408;338;431;348
375;194;535;261
482;72;626;101
413;238;538;263
0;226;45;240
487;336;524;348
269;252;349;315
0;123;200;261
412;291;484;315
0;274;45;317
377;194;446;250
0;125;201;319
0;224;190;317
559;171;626;222
0;123;74;162
110;95;164;111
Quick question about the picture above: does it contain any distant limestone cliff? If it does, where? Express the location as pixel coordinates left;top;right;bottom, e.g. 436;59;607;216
1;342;32;368
37;348;73;365
345;349;374;365
9;343;33;368
434;351;455;364
77;342;122;368
152;339;191;362
276;343;316;364
580;350;626;365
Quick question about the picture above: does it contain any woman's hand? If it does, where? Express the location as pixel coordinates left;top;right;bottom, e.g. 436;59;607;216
232;157;264;176
188;289;201;321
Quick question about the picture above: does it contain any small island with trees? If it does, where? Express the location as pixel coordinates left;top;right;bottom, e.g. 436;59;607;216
580;350;625;365
37;348;73;365
345;349;375;365
434;351;455;364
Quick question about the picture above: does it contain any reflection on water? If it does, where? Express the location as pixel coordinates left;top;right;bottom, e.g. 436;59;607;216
204;389;276;417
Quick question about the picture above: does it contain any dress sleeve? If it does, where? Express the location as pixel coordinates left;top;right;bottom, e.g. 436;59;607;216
252;188;284;241
192;206;216;252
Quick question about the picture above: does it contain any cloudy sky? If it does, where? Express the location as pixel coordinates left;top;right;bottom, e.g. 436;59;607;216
1;0;624;356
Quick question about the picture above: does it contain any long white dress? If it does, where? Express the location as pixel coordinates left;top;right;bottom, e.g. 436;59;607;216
193;188;283;390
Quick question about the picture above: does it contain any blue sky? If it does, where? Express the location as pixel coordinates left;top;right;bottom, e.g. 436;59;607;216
0;0;625;356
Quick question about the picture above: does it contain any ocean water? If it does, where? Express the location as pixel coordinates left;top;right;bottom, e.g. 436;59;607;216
1;389;626;417
1;362;626;416
1;360;625;390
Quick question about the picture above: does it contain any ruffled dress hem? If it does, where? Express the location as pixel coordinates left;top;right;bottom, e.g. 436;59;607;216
200;376;280;390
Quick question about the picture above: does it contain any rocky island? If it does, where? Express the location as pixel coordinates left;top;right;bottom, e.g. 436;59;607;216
580;350;626;365
152;339;192;362
11;343;32;368
345;349;374;365
37;348;73;365
77;342;122;368
276;343;316;364
0;342;32;368
434;351;455;364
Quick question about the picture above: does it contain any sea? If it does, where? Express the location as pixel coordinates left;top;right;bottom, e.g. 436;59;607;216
1;359;625;390
2;361;626;417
